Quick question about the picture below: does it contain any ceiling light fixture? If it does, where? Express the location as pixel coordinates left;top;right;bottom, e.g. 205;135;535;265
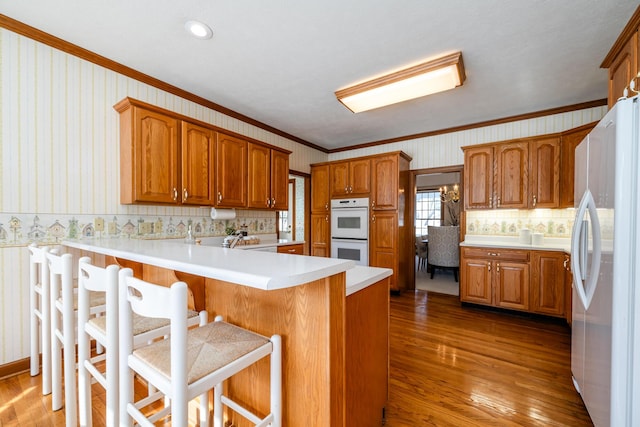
185;20;213;40
335;51;465;113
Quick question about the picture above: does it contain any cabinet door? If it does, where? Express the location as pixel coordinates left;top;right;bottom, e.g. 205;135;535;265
529;137;560;208
310;213;330;257
181;122;215;206
349;159;371;196
131;107;179;204
460;257;492;305
330;161;350;198
560;125;593;208
608;30;638;108
495;142;528;209
216;133;247;208
494;261;529;311
247;143;271;209
311;165;330;213
370;211;398;290
530;251;565;317
463;146;494;209
270;150;289;210
371;155;398;210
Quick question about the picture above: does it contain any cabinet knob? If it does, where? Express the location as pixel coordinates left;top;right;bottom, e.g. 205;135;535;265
267;199;271;207
183;188;188;201
532;195;537;207
173;188;178;201
218;192;222;203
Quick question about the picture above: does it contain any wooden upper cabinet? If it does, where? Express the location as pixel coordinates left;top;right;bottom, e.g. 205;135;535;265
216;133;247;208
495;142;528;209
247;143;289;210
560;124;594;208
463;146;494;210
311;164;330;214
529;137;560;208
607;30;638;108
270;149;289;210
116;100;180;204
248;143;271;209
371;155;398;210
602;7;640;107
181;122;215;206
330;159;370;198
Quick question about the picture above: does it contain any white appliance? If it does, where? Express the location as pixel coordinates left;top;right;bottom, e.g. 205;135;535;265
570;95;640;426
330;198;369;266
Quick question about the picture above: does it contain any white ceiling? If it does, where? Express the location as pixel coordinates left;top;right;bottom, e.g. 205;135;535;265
1;1;637;151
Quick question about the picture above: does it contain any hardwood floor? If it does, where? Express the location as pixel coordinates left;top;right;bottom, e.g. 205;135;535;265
385;291;592;426
0;290;593;426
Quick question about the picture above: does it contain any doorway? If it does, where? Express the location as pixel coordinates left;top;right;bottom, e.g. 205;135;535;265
277;171;310;254
408;165;463;293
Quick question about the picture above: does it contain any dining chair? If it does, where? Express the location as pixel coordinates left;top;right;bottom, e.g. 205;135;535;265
427;225;460;281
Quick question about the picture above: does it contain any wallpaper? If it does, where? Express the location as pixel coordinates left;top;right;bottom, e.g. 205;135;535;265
0;25;607;366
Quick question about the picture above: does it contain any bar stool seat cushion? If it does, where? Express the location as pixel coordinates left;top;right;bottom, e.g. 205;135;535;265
134;321;269;384
89;309;200;337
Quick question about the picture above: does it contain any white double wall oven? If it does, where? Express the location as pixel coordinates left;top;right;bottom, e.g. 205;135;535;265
330;198;369;266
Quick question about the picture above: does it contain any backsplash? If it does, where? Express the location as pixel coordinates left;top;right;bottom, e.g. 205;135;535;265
465;208;615;240
465;209;576;238
0;210;276;247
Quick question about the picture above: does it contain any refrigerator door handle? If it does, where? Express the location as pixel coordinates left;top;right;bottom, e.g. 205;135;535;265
570;189;602;310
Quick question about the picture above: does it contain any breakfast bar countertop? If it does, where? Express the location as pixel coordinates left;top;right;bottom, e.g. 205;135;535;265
63;238;356;291
62;238;392;293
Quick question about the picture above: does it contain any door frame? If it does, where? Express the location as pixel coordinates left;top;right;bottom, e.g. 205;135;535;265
408;165;464;290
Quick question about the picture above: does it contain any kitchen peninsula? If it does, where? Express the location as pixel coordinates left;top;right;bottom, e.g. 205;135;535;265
63;238;392;427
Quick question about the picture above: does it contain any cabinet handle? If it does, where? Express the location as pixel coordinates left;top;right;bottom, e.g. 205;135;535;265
488;263;491;272
489;197;492;208
325;215;329;222
372;215;376;222
173;188;178;201
371;201;376;209
349;185;353;193
272;198;276;207
288;249;296;253
496;263;500;272
218;192;222;203
496;196;501;207
325;203;329;211
267;199;271;207
183;188;188;201
533;195;537;207
345;186;349;193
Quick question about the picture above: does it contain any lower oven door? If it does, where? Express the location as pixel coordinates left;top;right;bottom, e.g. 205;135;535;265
331;238;369;266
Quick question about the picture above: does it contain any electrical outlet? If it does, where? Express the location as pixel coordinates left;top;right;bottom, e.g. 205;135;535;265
94;217;105;232
139;222;152;234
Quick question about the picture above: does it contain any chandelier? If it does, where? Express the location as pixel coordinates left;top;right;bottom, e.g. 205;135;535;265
440;184;460;203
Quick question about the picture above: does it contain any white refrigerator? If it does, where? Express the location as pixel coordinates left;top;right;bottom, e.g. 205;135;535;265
571;95;640;426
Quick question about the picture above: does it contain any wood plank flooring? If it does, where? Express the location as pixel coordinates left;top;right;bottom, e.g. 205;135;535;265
0;290;593;426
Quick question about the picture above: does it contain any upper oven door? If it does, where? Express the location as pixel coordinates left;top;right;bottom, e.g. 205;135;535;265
330;206;368;239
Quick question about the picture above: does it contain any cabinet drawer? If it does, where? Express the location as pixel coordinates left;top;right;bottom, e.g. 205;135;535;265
278;244;304;255
461;247;529;262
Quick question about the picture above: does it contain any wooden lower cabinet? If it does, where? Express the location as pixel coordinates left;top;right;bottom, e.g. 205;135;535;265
530;251;565;316
461;247;568;319
370;211;398;291
310;213;330;257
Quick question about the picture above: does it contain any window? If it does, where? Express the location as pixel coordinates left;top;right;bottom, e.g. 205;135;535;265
415;191;441;237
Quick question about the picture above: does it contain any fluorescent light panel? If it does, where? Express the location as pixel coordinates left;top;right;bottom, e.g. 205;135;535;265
335;52;465;113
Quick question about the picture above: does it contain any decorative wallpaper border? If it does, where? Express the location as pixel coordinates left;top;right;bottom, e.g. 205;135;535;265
0;211;277;247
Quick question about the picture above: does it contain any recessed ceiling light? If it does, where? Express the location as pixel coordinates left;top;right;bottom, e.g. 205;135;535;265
185;20;213;40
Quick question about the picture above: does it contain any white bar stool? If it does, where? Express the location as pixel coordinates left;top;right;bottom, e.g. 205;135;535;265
47;251;79;426
77;259;207;427
118;270;282;427
28;244;52;393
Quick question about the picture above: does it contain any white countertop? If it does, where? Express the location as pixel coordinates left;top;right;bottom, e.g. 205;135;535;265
460;235;571;252
62;238;391;294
